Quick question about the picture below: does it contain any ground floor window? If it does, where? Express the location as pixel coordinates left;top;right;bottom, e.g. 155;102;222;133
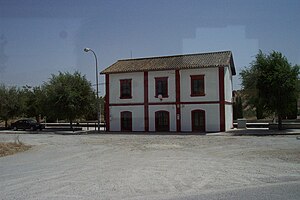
191;109;205;132
155;110;169;131
121;111;132;131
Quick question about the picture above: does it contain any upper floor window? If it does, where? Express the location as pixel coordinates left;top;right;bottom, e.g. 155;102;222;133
191;75;205;96
120;79;132;99
155;77;168;98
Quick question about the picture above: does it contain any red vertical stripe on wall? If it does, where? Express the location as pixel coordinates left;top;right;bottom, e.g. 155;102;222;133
175;70;181;132
105;74;110;131
219;67;225;132
144;72;149;131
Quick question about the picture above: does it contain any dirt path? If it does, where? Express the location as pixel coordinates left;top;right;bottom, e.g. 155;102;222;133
0;134;299;200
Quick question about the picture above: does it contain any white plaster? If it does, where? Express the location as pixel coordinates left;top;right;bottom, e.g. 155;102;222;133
180;68;219;102
109;105;144;131
148;105;176;132
109;72;144;104
225;104;233;131
224;66;233;102
181;104;220;132
148;70;176;103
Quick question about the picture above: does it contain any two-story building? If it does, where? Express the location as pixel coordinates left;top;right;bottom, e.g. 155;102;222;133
101;51;236;133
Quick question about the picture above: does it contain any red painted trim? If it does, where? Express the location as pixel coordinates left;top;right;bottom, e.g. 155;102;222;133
110;103;144;106
109;101;222;106
190;75;205;96
175;70;181;132
191;109;206;132
120;111;132;131
219;67;225;132
120;79;132;99
105;74;110;131
155;110;170;132
181;101;220;105
155;77;168;98
144;72;149;131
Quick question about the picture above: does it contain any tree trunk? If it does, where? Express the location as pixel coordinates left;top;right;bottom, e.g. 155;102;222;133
5;119;8;128
278;115;283;130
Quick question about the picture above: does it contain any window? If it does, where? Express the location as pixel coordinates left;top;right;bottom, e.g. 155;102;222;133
190;75;205;96
191;110;205;132
155;77;168;98
121;111;132;131
155;111;170;131
120;79;132;99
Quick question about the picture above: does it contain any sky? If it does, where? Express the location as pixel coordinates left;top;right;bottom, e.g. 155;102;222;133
0;0;300;95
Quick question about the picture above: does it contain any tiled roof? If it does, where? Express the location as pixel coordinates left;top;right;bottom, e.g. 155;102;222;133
101;51;236;75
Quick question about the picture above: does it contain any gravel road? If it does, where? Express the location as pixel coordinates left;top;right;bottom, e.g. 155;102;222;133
0;133;299;200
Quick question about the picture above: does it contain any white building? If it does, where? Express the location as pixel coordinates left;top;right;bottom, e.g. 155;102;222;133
101;51;236;133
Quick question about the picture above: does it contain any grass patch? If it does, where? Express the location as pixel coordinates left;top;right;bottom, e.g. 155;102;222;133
0;136;31;157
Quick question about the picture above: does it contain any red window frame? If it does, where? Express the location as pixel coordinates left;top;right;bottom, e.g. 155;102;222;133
190;75;205;97
121;111;132;131
155;77;168;98
120;79;132;99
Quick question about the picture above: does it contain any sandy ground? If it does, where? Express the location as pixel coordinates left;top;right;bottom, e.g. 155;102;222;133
0;133;299;200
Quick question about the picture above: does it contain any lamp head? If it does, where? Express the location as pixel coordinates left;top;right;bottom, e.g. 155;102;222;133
84;48;91;52
158;94;163;101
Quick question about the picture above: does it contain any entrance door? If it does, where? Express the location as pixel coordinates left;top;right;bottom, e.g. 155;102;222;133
155;111;169;132
121;111;132;131
192;110;205;132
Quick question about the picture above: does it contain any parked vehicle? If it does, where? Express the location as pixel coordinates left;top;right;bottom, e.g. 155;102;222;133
11;119;45;131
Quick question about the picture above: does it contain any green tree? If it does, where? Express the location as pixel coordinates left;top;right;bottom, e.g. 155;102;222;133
233;95;243;120
44;71;95;128
241;50;299;129
240;64;267;119
0;84;23;127
21;85;47;121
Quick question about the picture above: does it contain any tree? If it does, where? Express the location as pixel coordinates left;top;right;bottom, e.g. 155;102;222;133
240;64;268;119
241;50;299;129
21;85;47;121
0;84;23;127
44;71;96;128
233;94;243;120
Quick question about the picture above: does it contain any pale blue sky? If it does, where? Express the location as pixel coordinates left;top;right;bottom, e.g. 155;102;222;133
0;0;299;93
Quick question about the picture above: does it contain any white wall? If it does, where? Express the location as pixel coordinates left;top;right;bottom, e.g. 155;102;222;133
224;66;233;102
180;68;219;102
107;66;233;132
109;105;144;131
224;66;234;131
148;70;176;103
109;72;144;104
181;104;220;132
148;105;177;132
225;104;233;131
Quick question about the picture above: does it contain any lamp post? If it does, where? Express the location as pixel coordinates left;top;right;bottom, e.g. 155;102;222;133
84;47;100;132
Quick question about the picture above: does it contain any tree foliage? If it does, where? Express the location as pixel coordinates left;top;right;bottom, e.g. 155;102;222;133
233;95;243;120
21;85;47;122
0;84;23;127
241;50;299;129
240;64;268;119
44;71;96;127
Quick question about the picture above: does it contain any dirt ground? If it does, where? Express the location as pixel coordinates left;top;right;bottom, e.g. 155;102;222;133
0;133;299;200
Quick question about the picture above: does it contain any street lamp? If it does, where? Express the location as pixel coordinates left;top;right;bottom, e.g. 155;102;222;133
84;47;100;132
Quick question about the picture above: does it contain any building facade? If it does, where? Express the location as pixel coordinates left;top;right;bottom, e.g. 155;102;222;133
101;51;236;133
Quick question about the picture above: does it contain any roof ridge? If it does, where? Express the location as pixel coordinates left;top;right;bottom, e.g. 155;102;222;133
119;50;232;62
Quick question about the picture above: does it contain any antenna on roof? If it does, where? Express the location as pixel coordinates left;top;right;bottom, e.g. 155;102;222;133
130;50;132;59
